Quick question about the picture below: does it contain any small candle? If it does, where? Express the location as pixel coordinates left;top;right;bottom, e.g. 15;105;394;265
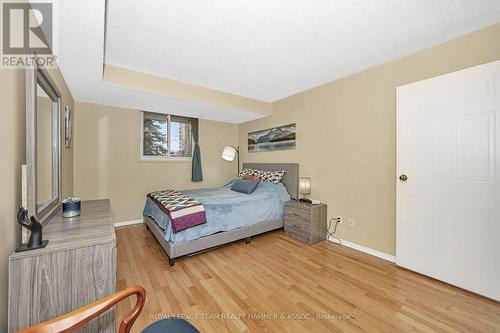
62;197;81;218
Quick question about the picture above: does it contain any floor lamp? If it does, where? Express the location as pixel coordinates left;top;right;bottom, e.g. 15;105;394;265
221;145;240;175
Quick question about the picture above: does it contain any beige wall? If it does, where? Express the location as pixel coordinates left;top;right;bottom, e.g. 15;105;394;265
73;102;239;222
0;66;74;330
0;69;25;331
239;23;500;256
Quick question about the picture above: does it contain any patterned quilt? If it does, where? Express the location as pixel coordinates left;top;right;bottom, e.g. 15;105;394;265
147;189;206;233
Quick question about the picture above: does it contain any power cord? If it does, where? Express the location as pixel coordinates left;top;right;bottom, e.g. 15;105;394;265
326;217;341;245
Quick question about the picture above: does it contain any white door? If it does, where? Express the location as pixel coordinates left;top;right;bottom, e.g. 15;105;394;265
396;60;500;301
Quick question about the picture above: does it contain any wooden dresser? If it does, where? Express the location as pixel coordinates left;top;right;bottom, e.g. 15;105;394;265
284;201;327;245
8;200;116;333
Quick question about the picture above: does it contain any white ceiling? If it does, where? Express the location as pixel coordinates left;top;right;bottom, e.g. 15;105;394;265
105;0;500;102
54;0;264;123
55;0;500;123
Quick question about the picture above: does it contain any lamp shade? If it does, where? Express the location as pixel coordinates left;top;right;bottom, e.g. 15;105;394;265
221;146;237;161
299;177;311;195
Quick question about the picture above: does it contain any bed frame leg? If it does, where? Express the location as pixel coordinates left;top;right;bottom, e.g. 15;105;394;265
245;236;251;244
168;257;175;267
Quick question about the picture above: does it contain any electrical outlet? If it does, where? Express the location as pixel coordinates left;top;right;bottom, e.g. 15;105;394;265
335;216;343;224
348;217;355;228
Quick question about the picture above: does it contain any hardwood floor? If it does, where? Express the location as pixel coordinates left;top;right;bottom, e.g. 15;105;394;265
115;225;500;332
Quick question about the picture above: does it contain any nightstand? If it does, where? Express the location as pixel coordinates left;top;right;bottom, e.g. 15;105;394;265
284;201;327;245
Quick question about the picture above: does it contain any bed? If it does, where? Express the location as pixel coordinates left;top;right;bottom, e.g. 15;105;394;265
143;163;299;266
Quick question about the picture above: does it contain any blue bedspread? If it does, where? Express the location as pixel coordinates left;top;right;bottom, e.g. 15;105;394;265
143;179;291;243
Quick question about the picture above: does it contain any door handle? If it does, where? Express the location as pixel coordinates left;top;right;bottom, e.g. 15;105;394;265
399;174;408;181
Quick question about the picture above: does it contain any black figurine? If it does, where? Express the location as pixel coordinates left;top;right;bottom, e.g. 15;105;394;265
15;207;48;252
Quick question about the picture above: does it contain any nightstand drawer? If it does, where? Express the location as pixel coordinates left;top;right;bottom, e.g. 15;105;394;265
285;219;311;239
285;219;310;234
285;228;310;244
285;210;310;224
285;203;311;220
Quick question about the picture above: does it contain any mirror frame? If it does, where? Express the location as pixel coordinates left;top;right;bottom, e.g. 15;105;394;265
26;62;62;227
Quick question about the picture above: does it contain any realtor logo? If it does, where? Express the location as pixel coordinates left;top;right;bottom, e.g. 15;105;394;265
1;1;56;68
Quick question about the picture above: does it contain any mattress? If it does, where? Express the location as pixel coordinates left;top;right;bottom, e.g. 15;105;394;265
143;179;291;244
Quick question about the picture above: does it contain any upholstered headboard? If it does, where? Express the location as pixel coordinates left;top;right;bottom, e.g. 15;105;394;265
242;163;299;200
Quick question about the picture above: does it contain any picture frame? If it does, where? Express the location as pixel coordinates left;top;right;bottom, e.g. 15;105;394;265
248;123;296;152
64;105;72;148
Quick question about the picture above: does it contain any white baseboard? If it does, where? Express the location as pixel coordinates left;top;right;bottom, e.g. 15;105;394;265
328;236;396;263
114;219;143;228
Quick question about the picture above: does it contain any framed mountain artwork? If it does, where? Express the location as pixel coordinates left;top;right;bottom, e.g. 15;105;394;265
248;123;296;152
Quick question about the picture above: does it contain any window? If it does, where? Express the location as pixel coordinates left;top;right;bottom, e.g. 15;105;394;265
141;112;193;160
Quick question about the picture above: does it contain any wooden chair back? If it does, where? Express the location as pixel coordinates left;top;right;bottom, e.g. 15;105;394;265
17;285;146;333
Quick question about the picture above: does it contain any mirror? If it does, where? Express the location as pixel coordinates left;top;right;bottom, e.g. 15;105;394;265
36;83;57;211
26;63;61;227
